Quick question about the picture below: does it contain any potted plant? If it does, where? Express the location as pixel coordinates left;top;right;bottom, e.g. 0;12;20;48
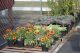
3;29;17;47
34;24;67;51
24;23;35;48
15;26;26;47
39;31;54;52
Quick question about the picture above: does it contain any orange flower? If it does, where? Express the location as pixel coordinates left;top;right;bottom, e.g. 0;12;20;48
13;36;16;40
46;34;51;38
3;34;8;39
49;30;55;35
40;37;45;42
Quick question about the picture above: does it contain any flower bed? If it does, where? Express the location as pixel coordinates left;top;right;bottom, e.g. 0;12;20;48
3;23;66;52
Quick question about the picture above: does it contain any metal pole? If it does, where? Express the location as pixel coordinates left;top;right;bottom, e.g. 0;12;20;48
40;0;42;16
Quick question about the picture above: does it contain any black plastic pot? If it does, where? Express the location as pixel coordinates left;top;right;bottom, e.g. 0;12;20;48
41;45;49;52
16;40;24;47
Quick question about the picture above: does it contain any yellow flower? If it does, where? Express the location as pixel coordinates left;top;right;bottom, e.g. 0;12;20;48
40;37;45;42
34;29;40;35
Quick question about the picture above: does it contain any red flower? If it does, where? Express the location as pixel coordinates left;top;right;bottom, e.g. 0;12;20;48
46;34;51;38
50;30;55;35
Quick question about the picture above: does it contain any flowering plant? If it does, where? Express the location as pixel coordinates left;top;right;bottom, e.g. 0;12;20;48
3;23;66;48
3;26;26;41
15;26;26;41
34;24;66;47
3;29;17;41
24;23;35;46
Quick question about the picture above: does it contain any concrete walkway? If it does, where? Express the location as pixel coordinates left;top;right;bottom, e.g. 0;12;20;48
57;22;80;53
57;32;80;53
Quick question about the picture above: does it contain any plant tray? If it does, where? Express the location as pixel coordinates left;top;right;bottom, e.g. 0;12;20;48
0;38;61;53
0;27;75;53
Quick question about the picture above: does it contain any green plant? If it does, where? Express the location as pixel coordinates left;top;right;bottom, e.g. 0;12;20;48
24;24;35;46
34;24;66;47
24;30;35;46
47;0;80;16
47;0;60;16
16;27;26;40
3;23;66;48
3;29;16;41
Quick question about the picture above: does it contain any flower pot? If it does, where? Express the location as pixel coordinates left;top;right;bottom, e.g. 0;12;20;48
7;40;14;47
16;40;24;47
41;45;49;52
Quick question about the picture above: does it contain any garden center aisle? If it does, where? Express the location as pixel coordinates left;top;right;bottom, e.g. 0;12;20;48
57;23;80;53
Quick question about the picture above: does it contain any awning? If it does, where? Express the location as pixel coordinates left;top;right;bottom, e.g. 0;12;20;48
0;0;14;11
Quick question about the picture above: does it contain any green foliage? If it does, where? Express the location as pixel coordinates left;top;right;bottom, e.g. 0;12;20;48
47;0;60;16
47;0;80;16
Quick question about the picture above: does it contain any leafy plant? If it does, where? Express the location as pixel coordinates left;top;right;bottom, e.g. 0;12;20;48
47;0;60;16
47;0;80;16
